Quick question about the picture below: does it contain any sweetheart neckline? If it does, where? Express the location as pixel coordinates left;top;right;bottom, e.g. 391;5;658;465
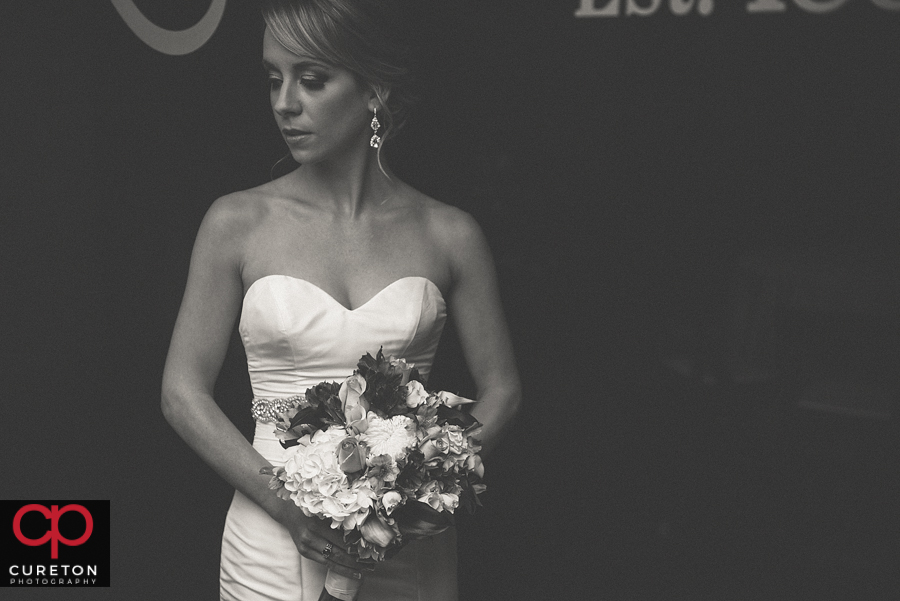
243;274;446;313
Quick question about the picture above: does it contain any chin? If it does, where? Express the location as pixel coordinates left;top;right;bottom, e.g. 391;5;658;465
286;147;321;165
286;136;365;167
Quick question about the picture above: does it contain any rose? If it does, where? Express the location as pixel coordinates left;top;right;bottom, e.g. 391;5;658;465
405;380;429;408
345;404;369;434
336;437;367;474
439;493;459;512
445;426;466;455
389;356;414;385
419;429;450;461
339;374;368;413
381;490;402;515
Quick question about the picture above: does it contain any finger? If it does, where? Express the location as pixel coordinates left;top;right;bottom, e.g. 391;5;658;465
325;558;367;581
300;543;362;580
325;547;376;573
296;539;371;576
306;520;353;549
303;525;374;571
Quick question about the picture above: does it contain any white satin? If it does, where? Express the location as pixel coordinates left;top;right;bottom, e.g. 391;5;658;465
220;275;458;601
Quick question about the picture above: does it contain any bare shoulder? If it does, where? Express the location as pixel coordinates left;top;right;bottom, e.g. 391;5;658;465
197;181;286;243
416;195;486;254
190;186;287;281
408;193;493;284
203;183;274;230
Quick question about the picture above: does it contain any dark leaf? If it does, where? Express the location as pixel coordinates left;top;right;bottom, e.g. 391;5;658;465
342;529;362;546
288;406;319;429
358;352;378;374
393;500;454;538
388;403;409;417
436;405;478;429
321;395;346;425
306;382;341;406
458;484;477;514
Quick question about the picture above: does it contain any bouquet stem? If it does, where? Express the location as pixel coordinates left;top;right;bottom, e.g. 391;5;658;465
317;568;362;601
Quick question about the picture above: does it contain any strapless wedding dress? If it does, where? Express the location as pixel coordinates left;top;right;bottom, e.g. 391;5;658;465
219;275;458;601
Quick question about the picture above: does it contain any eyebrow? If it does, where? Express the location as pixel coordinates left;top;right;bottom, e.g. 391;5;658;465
261;58;330;72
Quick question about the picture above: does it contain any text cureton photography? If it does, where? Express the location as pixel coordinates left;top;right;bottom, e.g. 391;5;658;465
9;564;99;587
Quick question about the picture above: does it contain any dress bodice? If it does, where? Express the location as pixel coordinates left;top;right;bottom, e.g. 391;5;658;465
223;275;458;601
239;275;447;400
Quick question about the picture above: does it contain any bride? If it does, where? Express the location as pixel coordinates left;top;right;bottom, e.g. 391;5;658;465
160;1;521;599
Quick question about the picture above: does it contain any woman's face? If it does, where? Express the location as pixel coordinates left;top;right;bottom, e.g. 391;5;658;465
263;27;373;165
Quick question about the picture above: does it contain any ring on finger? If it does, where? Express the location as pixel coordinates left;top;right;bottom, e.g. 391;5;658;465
322;542;333;560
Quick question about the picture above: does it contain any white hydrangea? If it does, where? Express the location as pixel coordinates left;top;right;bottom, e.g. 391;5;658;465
281;426;375;530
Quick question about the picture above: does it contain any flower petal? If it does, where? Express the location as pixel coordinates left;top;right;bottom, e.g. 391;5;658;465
437;391;477;407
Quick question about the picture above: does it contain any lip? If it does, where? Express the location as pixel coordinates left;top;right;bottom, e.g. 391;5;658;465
282;128;311;139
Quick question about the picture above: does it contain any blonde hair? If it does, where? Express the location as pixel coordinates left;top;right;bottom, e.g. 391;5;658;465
262;0;416;157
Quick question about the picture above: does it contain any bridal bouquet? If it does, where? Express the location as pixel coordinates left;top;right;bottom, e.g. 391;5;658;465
260;349;485;601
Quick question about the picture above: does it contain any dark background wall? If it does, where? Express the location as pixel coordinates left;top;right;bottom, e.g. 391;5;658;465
3;1;899;599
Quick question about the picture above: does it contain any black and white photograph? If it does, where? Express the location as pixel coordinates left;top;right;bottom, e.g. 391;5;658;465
2;1;899;599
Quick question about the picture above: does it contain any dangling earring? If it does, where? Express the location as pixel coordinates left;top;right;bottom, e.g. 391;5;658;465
369;108;382;148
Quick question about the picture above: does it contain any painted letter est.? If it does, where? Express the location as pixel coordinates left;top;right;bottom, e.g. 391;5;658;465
626;0;664;15
746;0;788;12
793;0;850;12
670;0;715;15
574;0;620;17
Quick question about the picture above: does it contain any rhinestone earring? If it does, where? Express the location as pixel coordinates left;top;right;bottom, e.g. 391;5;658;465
369;108;382;148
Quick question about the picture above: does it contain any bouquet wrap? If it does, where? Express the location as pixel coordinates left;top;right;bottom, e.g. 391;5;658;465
319;570;361;601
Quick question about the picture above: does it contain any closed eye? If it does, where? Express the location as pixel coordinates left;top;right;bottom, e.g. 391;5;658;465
300;75;326;91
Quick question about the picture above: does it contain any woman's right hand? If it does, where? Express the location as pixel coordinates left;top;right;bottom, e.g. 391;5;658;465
277;503;375;581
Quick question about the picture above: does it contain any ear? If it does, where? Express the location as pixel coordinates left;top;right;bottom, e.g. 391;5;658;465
368;85;391;113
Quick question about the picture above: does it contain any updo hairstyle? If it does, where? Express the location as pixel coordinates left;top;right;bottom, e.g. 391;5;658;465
261;0;417;150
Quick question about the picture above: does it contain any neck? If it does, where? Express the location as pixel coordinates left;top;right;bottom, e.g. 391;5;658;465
289;141;397;219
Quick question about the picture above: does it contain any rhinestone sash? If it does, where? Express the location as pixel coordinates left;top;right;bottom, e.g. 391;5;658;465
250;396;303;424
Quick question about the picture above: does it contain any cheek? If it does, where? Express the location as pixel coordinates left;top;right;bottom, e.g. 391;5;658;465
322;95;365;126
317;84;369;129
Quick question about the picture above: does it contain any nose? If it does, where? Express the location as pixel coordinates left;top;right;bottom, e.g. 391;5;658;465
273;80;301;116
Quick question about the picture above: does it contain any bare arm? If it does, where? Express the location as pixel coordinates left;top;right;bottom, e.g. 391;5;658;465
442;211;522;457
160;195;366;578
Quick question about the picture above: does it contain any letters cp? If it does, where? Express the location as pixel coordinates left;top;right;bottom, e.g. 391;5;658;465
13;504;94;559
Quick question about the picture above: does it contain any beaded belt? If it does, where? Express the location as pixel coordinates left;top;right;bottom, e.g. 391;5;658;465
250;396;303;423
